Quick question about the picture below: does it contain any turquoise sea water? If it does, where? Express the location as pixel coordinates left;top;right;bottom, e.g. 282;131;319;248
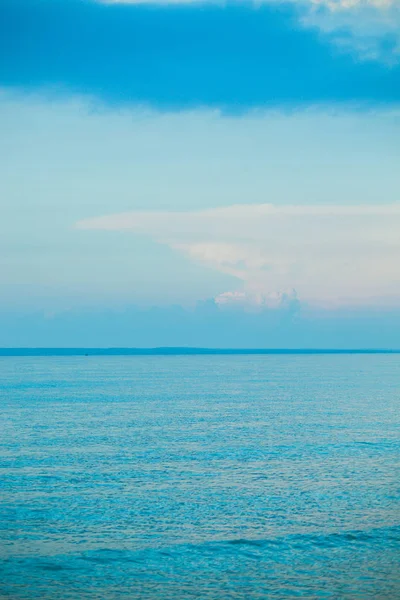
1;355;399;599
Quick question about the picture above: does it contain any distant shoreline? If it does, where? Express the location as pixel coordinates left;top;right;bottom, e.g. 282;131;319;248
0;348;399;357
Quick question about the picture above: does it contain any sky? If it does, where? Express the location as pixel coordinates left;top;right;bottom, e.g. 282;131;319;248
1;0;399;347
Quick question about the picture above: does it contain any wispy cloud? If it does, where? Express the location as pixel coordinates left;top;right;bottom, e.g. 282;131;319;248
215;288;300;312
302;0;400;63
77;203;400;308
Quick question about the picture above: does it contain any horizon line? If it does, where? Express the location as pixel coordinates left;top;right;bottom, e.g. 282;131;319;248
0;348;399;357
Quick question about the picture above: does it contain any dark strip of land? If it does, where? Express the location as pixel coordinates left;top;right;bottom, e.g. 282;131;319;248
0;348;399;356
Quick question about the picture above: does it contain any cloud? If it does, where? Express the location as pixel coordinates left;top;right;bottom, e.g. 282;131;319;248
215;288;300;312
309;0;395;7
77;203;400;308
302;0;400;63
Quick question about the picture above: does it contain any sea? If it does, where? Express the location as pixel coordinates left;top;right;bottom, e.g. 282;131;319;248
1;354;399;599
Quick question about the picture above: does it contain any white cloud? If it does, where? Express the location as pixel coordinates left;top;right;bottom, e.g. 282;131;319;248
77;203;400;308
215;288;299;311
310;1;395;7
303;0;400;63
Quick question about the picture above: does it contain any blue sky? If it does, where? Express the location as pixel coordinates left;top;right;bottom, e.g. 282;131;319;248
1;0;400;109
1;0;400;347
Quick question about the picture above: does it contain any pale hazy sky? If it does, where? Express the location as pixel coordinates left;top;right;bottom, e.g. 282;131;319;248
1;0;399;346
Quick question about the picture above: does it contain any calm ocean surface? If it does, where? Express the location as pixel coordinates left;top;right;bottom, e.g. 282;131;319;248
1;355;399;599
